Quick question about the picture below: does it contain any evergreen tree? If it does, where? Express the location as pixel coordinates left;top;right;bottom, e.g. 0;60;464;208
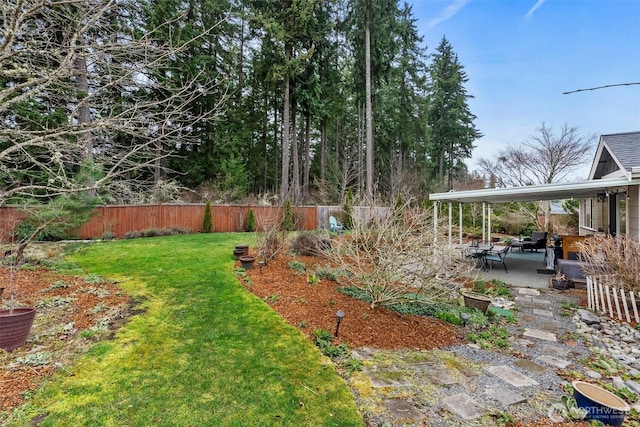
246;208;257;232
393;194;404;226
426;36;481;190
202;201;214;233
343;189;354;229
282;197;295;231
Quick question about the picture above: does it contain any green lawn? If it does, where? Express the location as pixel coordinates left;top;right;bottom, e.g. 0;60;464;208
14;234;362;426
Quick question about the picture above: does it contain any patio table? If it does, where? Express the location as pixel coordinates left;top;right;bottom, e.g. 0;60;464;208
465;244;493;271
510;240;524;251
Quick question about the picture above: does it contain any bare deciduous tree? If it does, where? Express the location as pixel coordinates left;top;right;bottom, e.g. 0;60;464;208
0;0;224;205
477;123;595;230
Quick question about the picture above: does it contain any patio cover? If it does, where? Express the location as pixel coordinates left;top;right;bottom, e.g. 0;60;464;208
429;177;640;204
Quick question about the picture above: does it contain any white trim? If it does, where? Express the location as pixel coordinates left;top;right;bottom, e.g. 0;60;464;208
429;178;640;204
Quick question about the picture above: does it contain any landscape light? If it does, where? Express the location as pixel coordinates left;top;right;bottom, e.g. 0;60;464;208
335;310;346;337
460;312;470;327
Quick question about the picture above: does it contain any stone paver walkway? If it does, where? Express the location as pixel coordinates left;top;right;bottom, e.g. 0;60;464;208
352;286;587;425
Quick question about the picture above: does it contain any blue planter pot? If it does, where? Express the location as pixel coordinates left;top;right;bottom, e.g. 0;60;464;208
572;381;630;426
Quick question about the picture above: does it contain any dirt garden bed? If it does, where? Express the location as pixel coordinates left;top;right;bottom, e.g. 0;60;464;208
0;267;133;412
239;253;464;350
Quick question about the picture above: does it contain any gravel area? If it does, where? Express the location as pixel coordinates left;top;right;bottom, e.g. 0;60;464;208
350;287;599;426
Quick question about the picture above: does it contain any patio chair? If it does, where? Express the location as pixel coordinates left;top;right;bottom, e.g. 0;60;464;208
484;244;511;273
521;231;548;252
329;215;344;233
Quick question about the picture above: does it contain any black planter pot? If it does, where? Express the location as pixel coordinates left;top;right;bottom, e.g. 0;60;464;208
233;248;245;260
235;245;249;256
239;255;255;270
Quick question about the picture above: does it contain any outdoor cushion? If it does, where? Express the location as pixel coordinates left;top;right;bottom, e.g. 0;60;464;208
522;231;548;251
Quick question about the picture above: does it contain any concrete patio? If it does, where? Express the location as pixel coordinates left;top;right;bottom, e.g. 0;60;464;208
476;249;551;289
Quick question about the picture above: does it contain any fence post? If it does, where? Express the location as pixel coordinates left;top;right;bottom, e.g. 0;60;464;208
631;292;640;323
612;286;622;320
620;288;631;323
587;276;593;310
605;284;614;318
597;279;604;314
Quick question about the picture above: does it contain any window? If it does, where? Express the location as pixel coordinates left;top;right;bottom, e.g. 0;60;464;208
582;198;593;229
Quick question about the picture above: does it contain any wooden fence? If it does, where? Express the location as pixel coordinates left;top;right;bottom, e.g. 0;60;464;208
0;204;319;241
0;204;394;241
587;276;640;324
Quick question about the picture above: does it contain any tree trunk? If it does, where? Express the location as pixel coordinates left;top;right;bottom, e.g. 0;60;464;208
364;0;374;203
75;55;92;158
291;104;300;202
273;95;279;196
280;42;291;202
303;113;311;203
320;119;326;184
262;94;268;192
358;102;364;195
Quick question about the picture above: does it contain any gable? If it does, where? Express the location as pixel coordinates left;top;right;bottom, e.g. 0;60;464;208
589;131;640;180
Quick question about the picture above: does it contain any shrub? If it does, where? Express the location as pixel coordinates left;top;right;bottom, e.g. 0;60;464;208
123;227;188;240
255;228;287;265
246;209;256;232
201;201;214;233
327;198;473;309
393;194;404;226
315;267;348;282
579;235;640;292
291;231;330;256
288;260;306;273
312;329;349;359
343;190;354;229
282;198;295;231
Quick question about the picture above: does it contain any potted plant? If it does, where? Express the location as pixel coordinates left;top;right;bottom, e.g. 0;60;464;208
549;272;569;290
0;255;36;352
461;291;492;314
461;278;493;314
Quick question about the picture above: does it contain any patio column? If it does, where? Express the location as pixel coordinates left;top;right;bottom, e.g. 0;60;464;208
448;202;452;247
459;203;463;245
433;201;438;243
482;203;486;243
488;204;492;243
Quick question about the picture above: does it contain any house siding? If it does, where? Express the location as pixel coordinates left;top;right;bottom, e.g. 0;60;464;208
629;186;640;240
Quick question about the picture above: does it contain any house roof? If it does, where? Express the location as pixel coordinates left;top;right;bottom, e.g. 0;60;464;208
590;131;640;179
603;132;640;171
430;131;640;204
429;177;640;204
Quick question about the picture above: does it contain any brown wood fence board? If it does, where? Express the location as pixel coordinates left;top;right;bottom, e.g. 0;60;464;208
0;204;319;241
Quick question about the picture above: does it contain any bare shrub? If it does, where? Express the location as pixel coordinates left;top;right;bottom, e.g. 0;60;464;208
253;217;288;266
325;199;474;309
291;231;330;257
578;235;640;291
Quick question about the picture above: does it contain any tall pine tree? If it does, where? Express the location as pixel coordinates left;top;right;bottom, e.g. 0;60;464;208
426;36;481;190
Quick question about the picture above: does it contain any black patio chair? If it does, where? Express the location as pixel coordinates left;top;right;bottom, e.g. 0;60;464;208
483;244;511;273
521;231;548;252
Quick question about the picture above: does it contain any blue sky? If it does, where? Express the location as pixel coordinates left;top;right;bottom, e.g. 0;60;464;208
408;0;640;179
